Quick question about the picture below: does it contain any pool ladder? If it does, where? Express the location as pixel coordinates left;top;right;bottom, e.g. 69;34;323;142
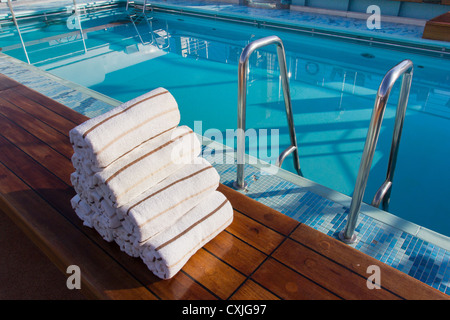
126;0;153;45
126;0;170;49
4;0;88;65
233;36;302;190
339;59;413;244
233;37;414;246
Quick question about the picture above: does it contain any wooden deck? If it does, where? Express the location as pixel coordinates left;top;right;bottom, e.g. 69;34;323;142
423;12;450;42
0;73;448;300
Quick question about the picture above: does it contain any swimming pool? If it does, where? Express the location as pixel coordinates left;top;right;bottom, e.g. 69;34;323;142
1;2;449;238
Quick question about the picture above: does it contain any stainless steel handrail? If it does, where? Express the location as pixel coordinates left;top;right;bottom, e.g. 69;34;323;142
233;36;302;190
5;0;89;63
126;0;156;46
7;0;30;64
72;0;88;54
339;59;413;244
153;21;171;50
276;145;296;168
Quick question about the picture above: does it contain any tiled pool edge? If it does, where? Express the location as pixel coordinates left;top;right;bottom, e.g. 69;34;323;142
1;53;448;296
145;0;450;54
0;53;122;116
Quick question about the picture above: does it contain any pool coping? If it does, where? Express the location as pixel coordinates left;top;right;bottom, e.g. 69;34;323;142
0;0;122;19
143;0;450;54
2;0;449;54
0;53;122;109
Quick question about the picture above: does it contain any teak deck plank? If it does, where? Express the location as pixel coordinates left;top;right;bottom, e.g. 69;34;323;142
290;224;447;300
273;238;400;300
0;112;72;183
252;258;341;300
203;228;267;276
0;74;448;300
225;211;285;255
13;84;89;125
0;98;74;160
229;279;280;300
422;12;450;42
182;248;247;299
0;74;20;91
0;163;157;300
0;87;77;136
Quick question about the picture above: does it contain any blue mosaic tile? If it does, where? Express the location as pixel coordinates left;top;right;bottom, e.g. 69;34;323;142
144;0;427;40
0;54;117;115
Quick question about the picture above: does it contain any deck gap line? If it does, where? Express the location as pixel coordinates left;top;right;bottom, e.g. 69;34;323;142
198;246;276;300
0;92;72;137
13;86;86;125
223;229;268;256
232;206;295;237
224;222;338;300
0;130;72;185
0;112;72;161
179;269;222;300
287;230;406;300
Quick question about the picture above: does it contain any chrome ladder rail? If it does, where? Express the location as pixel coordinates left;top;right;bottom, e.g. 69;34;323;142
72;0;88;54
5;0;88;64
152;20;170;50
233;36;302;190
6;0;30;64
126;0;154;46
339;59;413;244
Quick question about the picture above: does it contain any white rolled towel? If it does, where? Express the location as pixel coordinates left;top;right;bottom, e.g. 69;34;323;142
71;152;96;178
70;194;95;228
93;125;201;208
91;211;116;242
112;227;141;258
119;157;220;245
70;172;102;209
140;191;234;279
69;87;180;170
70;172;84;197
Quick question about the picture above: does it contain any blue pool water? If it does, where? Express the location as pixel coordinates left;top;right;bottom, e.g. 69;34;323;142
1;5;449;237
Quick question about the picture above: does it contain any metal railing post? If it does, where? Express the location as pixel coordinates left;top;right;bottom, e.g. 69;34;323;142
339;60;413;244
233;36;302;190
72;0;87;54
7;0;30;64
372;71;412;211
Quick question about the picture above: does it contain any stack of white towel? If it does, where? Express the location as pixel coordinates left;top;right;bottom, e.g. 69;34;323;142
69;87;233;280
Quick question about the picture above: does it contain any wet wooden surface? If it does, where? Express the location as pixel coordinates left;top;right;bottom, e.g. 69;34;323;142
423;12;450;42
0;73;448;300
